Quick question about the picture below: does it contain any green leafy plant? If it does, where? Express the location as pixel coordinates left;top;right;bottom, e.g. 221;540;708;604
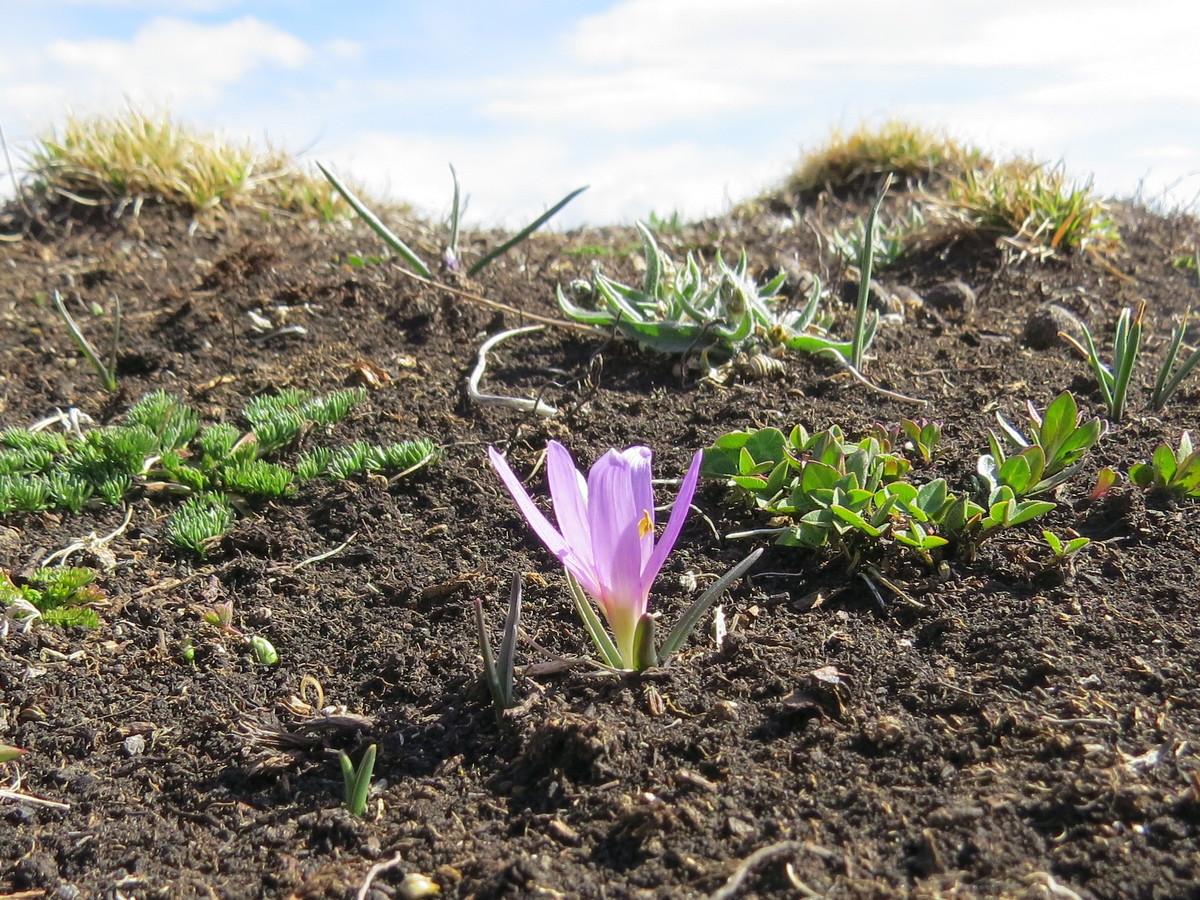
0;743;26;763
1042;530;1091;561
53;290;121;392
338;744;377;818
0;567;105;630
1129;431;1200;498
558;222;868;365
0;388;438;556
318;161;585;278
982;392;1106;498
474;572;522;722
850;176;891;369
704;405;1094;573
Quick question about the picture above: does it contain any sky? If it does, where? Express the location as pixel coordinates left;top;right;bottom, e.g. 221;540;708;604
3;0;1200;228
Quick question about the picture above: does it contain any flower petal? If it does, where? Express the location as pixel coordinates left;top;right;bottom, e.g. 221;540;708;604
586;449;639;598
620;446;656;571
642;450;703;587
545;441;594;573
489;446;601;595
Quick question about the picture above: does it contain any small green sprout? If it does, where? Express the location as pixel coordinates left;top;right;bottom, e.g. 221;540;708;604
1129;431;1200;498
1150;308;1200;411
1042;529;1091;560
52;290;121;392
249;635;279;665
338;744;377;818
0;743;27;763
474;573;522;722
1061;301;1143;421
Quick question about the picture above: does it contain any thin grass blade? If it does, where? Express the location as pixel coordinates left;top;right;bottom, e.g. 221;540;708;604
658;547;763;664
852;174;892;369
467;185;587;276
316;162;431;277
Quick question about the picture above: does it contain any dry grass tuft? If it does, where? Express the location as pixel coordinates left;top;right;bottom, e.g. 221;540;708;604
22;110;346;220
924;159;1121;258
787;121;989;196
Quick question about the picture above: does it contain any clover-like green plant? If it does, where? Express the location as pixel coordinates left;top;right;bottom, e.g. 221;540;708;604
983;391;1106;498
338;743;377;819
1129;431;1200;498
318;161;586;278
704;409;1084;572
475;572;522;722
558;222;869;368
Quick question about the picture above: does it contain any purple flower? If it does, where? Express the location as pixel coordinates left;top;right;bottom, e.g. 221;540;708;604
488;440;703;667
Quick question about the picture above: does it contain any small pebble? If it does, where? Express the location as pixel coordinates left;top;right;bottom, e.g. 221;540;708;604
925;280;977;318
122;734;146;757
1024;303;1086;349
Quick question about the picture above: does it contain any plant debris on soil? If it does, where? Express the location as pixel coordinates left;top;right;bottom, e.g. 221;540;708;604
1;177;1199;900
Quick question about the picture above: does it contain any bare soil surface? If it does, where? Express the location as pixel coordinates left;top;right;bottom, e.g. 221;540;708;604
1;190;1199;900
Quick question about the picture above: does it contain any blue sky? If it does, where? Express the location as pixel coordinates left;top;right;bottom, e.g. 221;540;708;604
4;0;1200;227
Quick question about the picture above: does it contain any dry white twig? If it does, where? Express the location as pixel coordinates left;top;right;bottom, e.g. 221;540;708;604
467;325;558;417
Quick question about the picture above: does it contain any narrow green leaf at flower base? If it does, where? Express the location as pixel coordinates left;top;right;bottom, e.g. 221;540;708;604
633;613;658;672
338;743;377;818
566;571;623;669
657;547;763;666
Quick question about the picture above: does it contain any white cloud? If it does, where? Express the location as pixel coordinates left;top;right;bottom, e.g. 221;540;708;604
45;16;309;108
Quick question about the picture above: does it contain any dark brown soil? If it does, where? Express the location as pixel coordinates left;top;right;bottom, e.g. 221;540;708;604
1;190;1199;900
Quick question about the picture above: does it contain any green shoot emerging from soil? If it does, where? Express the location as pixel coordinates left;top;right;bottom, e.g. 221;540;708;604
339;744;378;818
1129;431;1200;498
318;161;586;278
475;573;522;722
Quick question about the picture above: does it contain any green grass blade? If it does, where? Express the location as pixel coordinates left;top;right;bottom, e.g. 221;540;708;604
467;185;588;277
497;571;522;707
852;174;892;369
53;290;118;392
316;162;431;277
447;163;462;267
658;547;762;665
